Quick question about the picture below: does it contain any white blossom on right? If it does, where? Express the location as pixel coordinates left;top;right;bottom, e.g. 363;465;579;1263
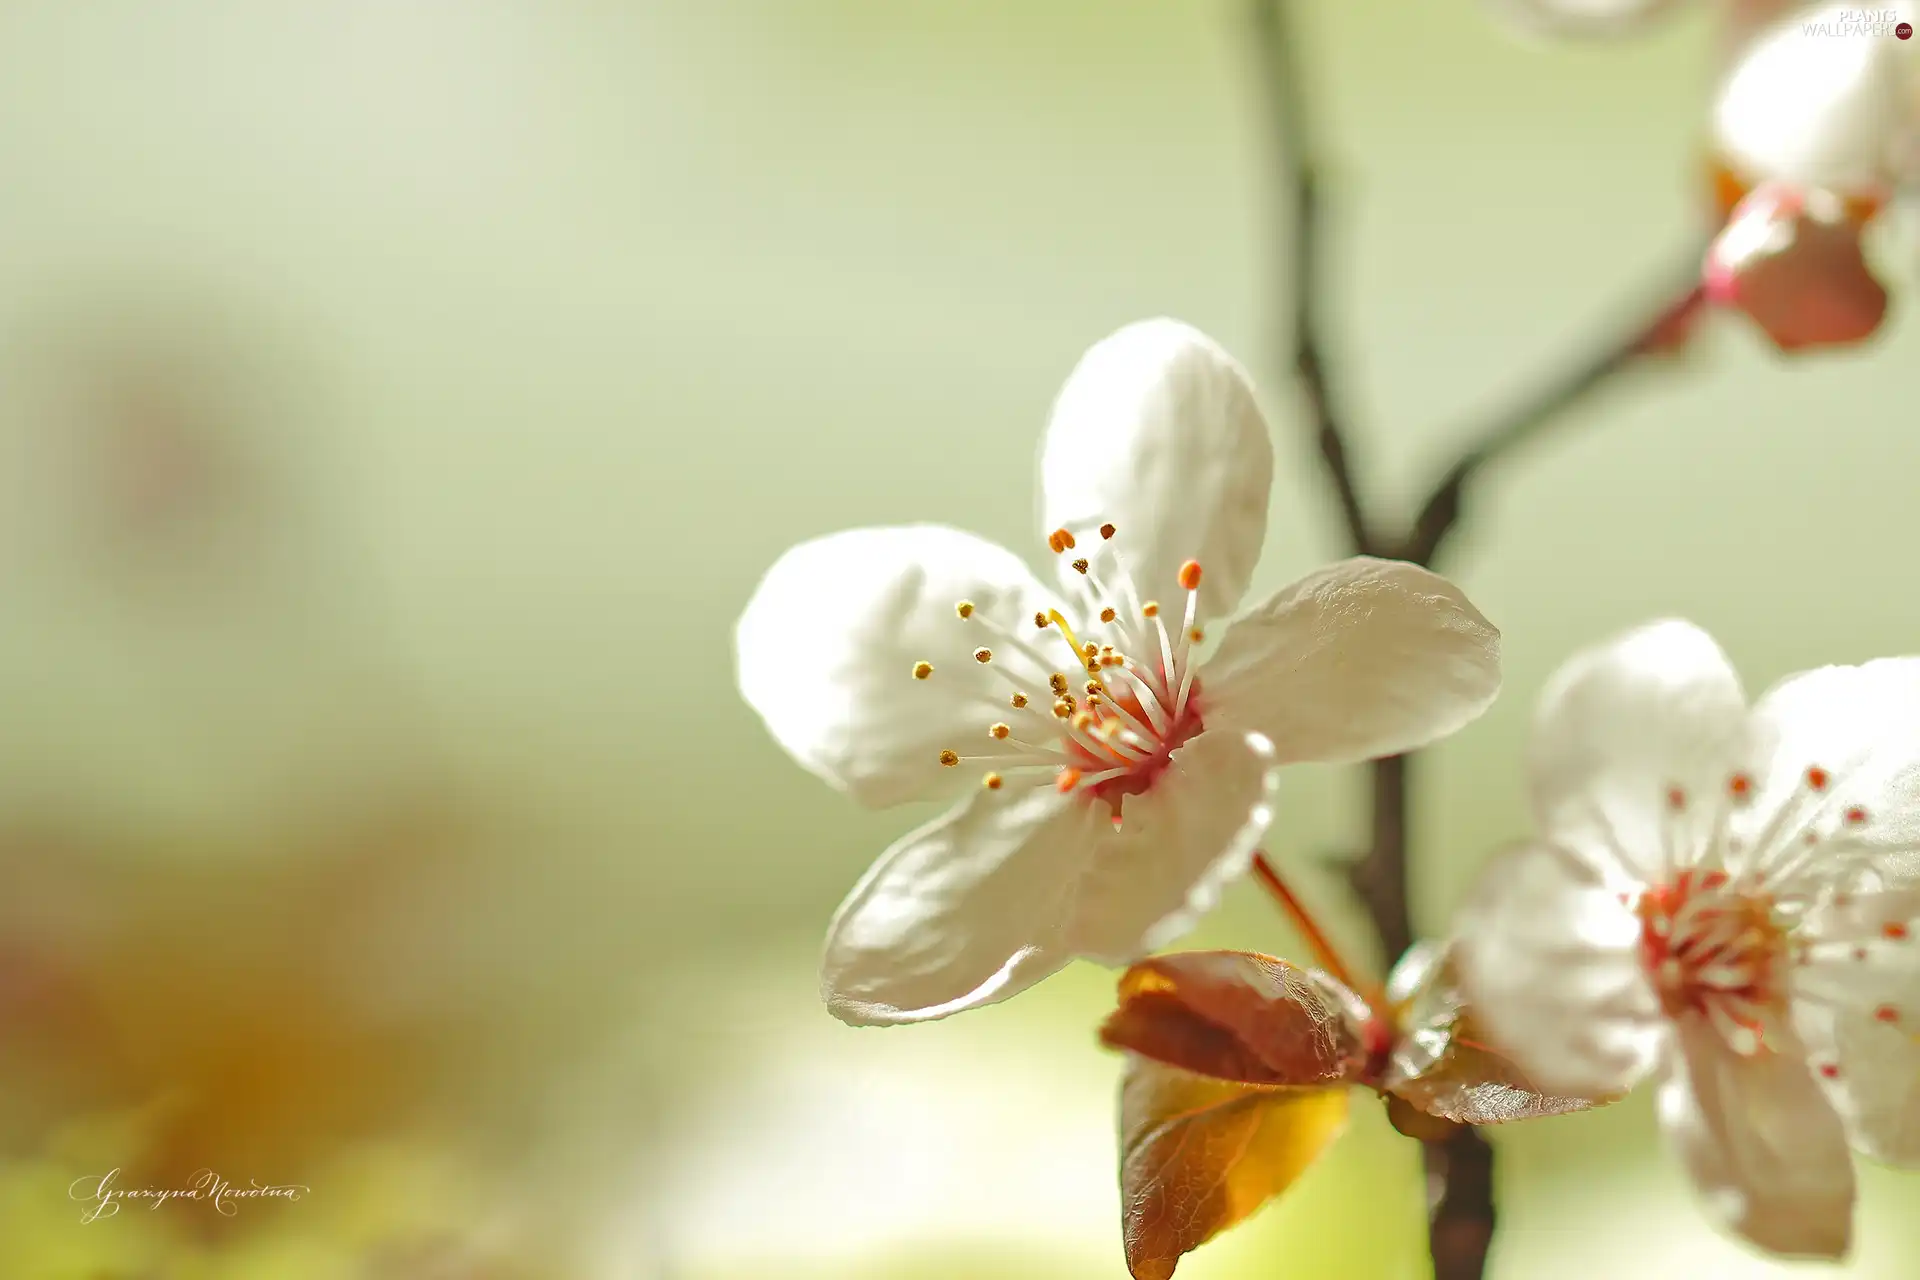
1455;620;1920;1261
1487;1;1920;351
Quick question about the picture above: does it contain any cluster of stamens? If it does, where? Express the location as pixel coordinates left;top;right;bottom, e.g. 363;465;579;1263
915;522;1208;823
1636;764;1911;1066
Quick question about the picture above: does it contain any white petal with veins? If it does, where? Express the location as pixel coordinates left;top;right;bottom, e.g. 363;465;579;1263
1038;319;1272;625
1528;619;1747;887
1062;728;1281;964
1201;557;1502;766
1453;842;1664;1099
736;525;1060;809
820;783;1096;1025
1658;1013;1855;1260
1735;657;1920;885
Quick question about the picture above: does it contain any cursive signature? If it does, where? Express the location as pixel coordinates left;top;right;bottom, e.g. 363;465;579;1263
67;1168;310;1223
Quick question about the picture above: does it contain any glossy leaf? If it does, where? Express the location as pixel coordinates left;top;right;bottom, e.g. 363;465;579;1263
1385;947;1606;1125
1119;1057;1349;1280
1098;951;1368;1087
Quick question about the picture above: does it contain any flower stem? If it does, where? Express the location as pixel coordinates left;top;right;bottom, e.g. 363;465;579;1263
1246;2;1704;1277
1249;851;1368;999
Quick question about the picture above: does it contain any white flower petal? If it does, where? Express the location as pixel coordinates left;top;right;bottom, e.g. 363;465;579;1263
1737;658;1920;884
736;525;1059;809
819;784;1097;1025
1061;728;1281;965
1201;558;1502;765
1658;1014;1855;1260
1453;842;1663;1099
1386;938;1449;1010
1529;619;1747;886
1794;891;1920;1167
1484;0;1688;38
1038;319;1272;624
1714;4;1915;194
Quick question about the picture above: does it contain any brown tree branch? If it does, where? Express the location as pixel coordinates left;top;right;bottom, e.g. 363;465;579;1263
1404;269;1707;568
1250;0;1371;554
1247;2;1705;1277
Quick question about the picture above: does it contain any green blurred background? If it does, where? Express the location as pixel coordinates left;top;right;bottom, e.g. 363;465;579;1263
0;0;1916;1276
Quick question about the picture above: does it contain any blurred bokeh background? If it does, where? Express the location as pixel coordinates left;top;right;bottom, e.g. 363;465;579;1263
1;1;1916;1276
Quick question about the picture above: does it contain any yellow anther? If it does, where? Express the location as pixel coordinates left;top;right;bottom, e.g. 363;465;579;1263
1071;558;1090;575
1142;601;1160;618
1010;692;1029;709
912;661;934;680
1084;680;1101;696
955;600;975;619
1178;560;1203;591
1082;642;1098;659
1049;673;1069;695
939;750;960;767
1073;711;1094;732
1052;698;1074;719
1034;611;1051;629
989;722;1010;740
1086;660;1102;676
983;772;1004;790
1099;523;1116;540
1188;627;1204;644
1100;607;1116;623
974;647;993;664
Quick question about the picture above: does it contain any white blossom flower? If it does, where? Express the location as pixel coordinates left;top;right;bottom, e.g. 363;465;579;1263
735;320;1503;1027
1713;3;1919;205
1488;2;1920;345
1455;619;1920;1260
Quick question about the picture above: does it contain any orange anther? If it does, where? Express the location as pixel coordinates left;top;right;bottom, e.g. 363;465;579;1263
1178;560;1203;591
912;661;933;680
1055;767;1082;792
1807;766;1830;791
1729;773;1752;798
983;773;1004;790
1099;523;1116;540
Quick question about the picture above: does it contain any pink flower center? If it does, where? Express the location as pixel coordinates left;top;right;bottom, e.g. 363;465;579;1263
1635;868;1786;1054
922;521;1209;822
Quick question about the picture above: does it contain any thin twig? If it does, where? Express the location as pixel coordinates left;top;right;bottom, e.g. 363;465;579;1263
1404;270;1707;567
1246;3;1705;1278
1250;0;1370;553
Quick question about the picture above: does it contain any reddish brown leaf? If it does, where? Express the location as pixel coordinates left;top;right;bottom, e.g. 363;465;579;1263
1098;951;1368;1087
1384;949;1607;1125
1119;1057;1349;1280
